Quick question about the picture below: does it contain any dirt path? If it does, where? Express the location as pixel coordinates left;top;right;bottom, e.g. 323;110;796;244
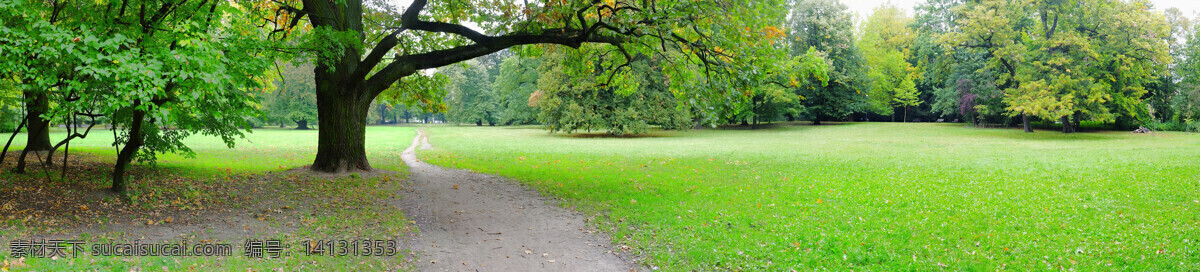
396;129;635;272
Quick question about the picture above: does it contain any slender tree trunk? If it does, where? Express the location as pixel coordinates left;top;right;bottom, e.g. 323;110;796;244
310;86;372;173
112;110;147;194
1;115;28;166
1022;113;1033;133
378;105;387;125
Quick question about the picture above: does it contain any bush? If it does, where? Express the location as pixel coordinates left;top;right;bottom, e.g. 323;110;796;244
1141;120;1189;132
1030;120;1118;131
0;120;16;133
244;117;265;129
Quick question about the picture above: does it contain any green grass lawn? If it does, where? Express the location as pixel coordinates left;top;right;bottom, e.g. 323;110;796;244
4;126;411;175
417;122;1200;270
1;126;417;271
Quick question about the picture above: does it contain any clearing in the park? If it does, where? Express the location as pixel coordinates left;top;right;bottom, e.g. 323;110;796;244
1;123;1196;270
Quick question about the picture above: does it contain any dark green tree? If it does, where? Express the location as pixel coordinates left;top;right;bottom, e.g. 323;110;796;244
262;61;319;129
441;59;499;126
492;55;542;125
534;48;691;135
787;0;870;124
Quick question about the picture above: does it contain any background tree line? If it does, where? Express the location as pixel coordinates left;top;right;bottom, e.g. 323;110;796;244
423;0;1200;133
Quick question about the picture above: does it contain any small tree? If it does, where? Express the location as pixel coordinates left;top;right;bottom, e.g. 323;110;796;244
892;78;922;122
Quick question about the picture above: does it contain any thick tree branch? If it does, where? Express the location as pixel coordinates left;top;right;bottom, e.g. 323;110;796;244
364;30;625;97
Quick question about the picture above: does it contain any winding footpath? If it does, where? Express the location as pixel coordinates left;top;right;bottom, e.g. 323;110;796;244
396;129;635;271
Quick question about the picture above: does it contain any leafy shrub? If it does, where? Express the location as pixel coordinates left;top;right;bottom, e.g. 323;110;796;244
1142;121;1182;131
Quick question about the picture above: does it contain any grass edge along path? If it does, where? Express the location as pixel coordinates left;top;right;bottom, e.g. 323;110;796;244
416;123;1200;271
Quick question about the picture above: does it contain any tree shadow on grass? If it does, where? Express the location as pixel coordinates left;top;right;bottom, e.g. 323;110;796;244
560;132;674;138
981;128;1132;141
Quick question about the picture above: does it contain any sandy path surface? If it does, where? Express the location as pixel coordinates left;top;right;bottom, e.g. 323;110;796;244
396;129;635;272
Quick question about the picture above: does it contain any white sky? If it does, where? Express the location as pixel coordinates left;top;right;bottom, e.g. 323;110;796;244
845;0;1200;19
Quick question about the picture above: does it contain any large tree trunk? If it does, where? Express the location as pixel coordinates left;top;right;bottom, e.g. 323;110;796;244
295;120;310;130
112;110;147;194
310;84;372;173
14;92;52;172
1022;113;1033;132
1072;112;1082;132
24;92;53;151
1060;115;1074;133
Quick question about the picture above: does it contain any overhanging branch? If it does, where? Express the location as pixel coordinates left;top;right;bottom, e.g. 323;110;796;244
364;29;626;98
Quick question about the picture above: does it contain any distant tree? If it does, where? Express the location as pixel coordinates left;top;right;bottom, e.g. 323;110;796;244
441;60;499;126
264;62;318;129
370;100;397;125
930;51;1003;126
1148;8;1195;125
788;0;870;125
534;48;691;135
492;55;541;125
951;0;1170;133
859;3;921;120
916;0;1006;126
893;77;922;122
1175;15;1200;131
